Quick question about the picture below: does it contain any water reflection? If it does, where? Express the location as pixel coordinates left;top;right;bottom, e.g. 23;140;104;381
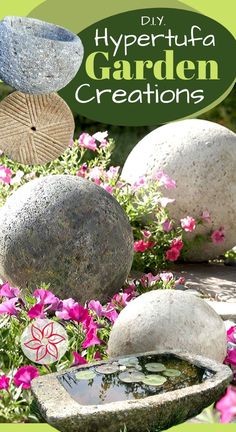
58;354;214;406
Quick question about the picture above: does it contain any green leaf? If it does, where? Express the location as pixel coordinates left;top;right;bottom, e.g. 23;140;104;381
119;370;145;383
118;357;139;367
142;375;167;386
75;370;96;380
95;364;119;375
145;362;166;372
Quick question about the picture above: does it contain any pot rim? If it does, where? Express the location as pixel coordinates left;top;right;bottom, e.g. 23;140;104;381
31;349;233;421
1;16;79;45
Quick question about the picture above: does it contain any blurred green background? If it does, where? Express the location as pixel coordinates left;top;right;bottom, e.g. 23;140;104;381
1;82;235;167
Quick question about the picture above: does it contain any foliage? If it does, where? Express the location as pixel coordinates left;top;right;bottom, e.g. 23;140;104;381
0;129;234;423
0;272;180;422
0;132;224;272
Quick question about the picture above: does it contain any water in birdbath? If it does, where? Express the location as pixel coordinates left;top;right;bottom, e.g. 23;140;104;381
58;353;214;406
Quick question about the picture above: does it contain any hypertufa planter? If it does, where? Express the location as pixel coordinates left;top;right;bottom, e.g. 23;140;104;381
31;351;232;432
0;16;84;94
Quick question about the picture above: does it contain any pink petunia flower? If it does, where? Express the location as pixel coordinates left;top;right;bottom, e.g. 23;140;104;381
101;183;113;194
14;366;39;389
102;304;119;323
82;328;101;348
158;197;175;208
100;139;108;148
123;283;136;301
10;170;24;185
89;166;103;185
132;176;146;190
88;299;119;323
106;166;120;180
112;292;130;308
171;238;184;251
94;351;102;360
0;297;19;316
33;289;60;309
56;299;88;323
141;273;160;287
175;276;186;286
93;131;109;148
134;240;155;253
211;227;225;244
227;327;236;344
92;131;108;143
68;137;74;148
0;165;12;184
88;300;103;317
162;219;173;232
160;272;174;284
72;352;87;366
0;282;20;298
166;247;180;262
216;386;236;423
180;216;196;232
56;298;76;320
28;303;46;319
76;163;88;178
0;374;10;390
83;315;98;332
201;210;211;223
78;133;97;151
225;349;236;367
156;171;176;189
142;230;151;239
69;303;89;323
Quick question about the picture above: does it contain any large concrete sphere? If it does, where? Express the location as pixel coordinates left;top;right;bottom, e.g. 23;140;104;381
122;119;236;261
108;290;227;362
0;175;133;303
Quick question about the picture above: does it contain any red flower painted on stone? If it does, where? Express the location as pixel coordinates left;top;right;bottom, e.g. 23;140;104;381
24;322;65;362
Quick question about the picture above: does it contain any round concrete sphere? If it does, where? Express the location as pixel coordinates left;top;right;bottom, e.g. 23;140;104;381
0;16;84;94
108;290;227;362
0;175;133;303
122;119;236;261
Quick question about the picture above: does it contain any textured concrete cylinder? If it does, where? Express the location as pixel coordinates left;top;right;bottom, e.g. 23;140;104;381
0;16;84;94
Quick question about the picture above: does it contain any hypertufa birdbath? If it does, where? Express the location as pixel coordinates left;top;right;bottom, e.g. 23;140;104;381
31;350;232;432
0;16;84;94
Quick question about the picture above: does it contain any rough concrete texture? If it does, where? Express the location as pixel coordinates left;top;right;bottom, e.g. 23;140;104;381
0;16;84;94
108;290;227;362
173;263;236;302
122;119;236;261
0;91;75;165
0;175;133;303
31;351;232;432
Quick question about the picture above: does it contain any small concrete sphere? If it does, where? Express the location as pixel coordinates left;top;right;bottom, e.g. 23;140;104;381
0;16;84;94
108;290;227;362
122;119;236;261
0;175;133;303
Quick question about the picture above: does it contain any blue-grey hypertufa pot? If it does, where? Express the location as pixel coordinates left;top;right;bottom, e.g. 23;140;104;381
0;16;84;94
